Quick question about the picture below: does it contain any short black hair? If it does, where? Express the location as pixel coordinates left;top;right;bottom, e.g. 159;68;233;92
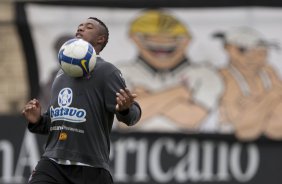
88;17;109;51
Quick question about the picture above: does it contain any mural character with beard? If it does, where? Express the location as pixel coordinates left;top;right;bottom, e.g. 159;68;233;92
117;9;224;132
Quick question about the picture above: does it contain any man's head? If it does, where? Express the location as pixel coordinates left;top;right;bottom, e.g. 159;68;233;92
214;27;273;70
129;10;191;71
76;17;109;54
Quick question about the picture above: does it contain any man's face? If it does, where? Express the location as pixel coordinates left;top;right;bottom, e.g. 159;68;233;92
75;19;103;52
131;32;190;70
227;45;268;70
242;47;268;69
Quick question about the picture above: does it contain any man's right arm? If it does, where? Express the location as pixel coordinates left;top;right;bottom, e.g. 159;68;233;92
28;113;50;135
22;99;50;135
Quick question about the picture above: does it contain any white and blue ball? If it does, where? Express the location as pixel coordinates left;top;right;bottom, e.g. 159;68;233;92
58;38;97;77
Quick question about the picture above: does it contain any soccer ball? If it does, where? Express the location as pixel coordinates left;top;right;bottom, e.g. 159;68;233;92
58;38;97;77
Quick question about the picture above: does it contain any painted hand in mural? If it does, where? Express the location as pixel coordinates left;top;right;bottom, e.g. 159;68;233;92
135;85;207;128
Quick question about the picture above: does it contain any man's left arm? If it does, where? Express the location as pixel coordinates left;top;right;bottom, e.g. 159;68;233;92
116;100;142;126
104;69;142;126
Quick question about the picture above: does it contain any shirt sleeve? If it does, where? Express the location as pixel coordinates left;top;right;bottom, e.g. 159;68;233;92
116;101;142;126
28;112;51;135
103;68;142;126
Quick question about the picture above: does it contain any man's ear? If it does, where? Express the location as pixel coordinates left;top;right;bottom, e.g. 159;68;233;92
97;35;106;45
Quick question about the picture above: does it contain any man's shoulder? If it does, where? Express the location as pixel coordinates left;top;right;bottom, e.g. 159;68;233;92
94;57;121;77
53;69;65;80
97;57;117;67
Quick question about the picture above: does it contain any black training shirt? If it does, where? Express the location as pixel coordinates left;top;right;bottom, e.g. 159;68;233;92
28;57;142;172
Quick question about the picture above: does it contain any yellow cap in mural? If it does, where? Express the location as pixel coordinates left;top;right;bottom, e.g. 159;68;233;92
130;10;190;38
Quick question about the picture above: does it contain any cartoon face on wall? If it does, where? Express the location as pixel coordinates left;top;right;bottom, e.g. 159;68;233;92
129;10;191;70
117;9;225;132
222;27;270;71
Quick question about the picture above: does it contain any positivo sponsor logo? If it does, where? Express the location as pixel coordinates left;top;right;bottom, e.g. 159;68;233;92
50;106;86;123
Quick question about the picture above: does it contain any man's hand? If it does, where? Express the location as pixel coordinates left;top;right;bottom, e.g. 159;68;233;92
116;88;137;112
22;99;42;124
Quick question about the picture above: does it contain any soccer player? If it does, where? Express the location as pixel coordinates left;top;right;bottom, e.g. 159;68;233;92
22;17;142;184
